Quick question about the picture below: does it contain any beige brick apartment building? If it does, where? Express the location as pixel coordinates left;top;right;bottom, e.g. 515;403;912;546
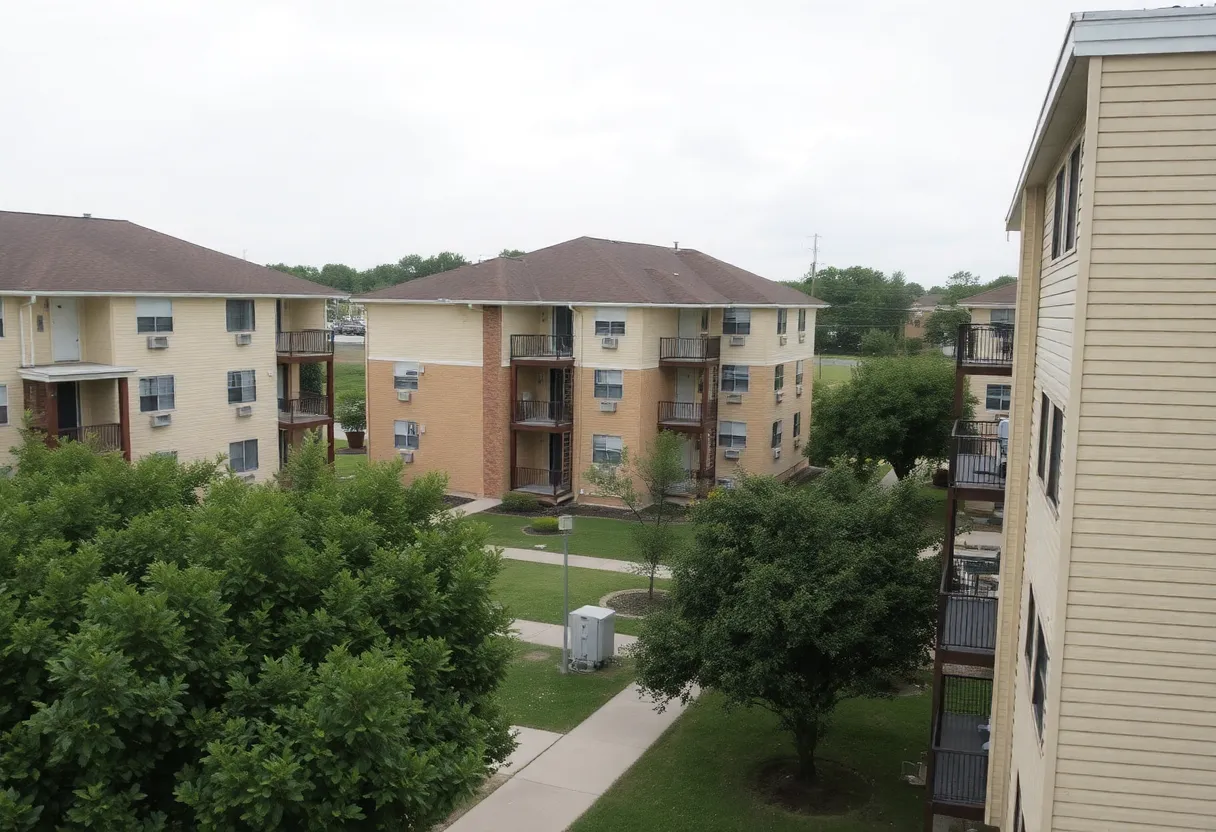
960;283;1017;424
358;237;824;504
0;211;340;479
928;7;1216;831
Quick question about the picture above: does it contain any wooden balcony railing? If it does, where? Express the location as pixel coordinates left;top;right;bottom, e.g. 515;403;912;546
929;675;992;809
949;420;1006;491
657;400;718;427
56;423;122;453
510;334;574;360
513;399;573;425
659;336;721;362
278;394;330;424
957;323;1014;369
276;329;335;356
511;467;572;497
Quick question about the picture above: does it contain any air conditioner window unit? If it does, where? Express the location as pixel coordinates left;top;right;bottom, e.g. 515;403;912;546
796;384;803;396
599;400;618;412
723;448;742;460
601;337;619;349
779;335;788;345
400;450;415;463
397;390;412;402
726;393;743;404
798;332;807;343
773;447;782;459
568;605;616;669
239;472;256;483
235;405;253;418
146;335;169;350
793;438;802;448
775;390;784;402
235;333;252;346
729;335;746;346
150;413;172;428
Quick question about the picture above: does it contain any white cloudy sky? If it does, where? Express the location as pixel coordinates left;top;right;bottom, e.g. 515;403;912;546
3;1;1130;287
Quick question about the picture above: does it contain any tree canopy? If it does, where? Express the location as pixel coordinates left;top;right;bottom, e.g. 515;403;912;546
0;435;513;830
631;470;938;781
267;249;537;294
926;272;1017;306
787;266;917;355
923;305;973;347
807;353;970;479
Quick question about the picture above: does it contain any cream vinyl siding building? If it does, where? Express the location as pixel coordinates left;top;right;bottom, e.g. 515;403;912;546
981;9;1216;832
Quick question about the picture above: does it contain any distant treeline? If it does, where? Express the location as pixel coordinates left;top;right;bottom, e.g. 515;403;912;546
269;249;525;294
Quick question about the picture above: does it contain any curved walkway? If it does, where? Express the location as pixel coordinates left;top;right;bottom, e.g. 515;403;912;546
498;546;672;579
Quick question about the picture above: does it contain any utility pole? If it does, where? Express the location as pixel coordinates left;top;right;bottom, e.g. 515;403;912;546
807;234;821;297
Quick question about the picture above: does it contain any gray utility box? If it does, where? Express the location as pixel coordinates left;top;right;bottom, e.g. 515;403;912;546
568;605;616;669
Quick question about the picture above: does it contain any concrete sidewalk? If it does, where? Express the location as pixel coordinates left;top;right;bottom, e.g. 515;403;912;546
449;497;502;517
512;618;637;656
448;683;691;832
499;546;672;579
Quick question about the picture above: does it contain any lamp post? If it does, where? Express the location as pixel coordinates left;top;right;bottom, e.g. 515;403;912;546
559;514;573;674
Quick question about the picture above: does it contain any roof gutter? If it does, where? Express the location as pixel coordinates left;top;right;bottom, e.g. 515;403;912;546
0;290;347;300
357;298;829;309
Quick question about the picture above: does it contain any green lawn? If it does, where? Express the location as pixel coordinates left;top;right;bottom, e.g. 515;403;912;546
570;691;928;832
333;362;365;402
493;560;670;637
477;513;694;562
333;439;367;477
811;363;854;387
498;643;636;733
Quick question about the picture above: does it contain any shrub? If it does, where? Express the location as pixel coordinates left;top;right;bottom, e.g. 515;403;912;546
859;328;899;356
334;393;366;432
299;362;324;395
902;336;925;355
499;491;540;513
530;516;560;534
0;433;513;830
932;466;949;488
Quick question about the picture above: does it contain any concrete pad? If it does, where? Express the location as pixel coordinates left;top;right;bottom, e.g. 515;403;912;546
445;776;598;832
499;547;672;579
502;726;562;774
516;732;646;796
571;684;684;750
511;619;637;654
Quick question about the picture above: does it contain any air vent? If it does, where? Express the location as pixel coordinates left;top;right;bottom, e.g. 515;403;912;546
601;337;619;349
234;333;253;346
150;413;172;428
599;400;618;413
397;390;412;402
729;335;746;346
235;405;253;418
146;335;169;350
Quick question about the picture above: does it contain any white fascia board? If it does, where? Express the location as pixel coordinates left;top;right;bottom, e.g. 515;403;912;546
359;298;829;309
0;290;345;300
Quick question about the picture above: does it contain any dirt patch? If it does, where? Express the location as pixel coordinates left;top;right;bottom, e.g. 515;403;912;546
520;650;551;662
753;757;871;816
601;588;669;619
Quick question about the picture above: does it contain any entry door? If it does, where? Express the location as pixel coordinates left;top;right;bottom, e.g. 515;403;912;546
57;382;80;432
676;369;696;403
277;365;287;409
51;298;81;362
552;306;573;338
548;433;562;477
678;308;701;338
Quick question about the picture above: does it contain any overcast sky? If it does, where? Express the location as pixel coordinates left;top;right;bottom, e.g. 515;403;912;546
3;1;1129;287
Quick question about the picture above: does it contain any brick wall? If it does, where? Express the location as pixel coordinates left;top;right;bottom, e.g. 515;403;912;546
481;307;509;496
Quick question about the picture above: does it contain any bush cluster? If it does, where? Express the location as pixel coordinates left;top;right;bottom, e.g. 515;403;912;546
529;516;560;534
498;492;540;513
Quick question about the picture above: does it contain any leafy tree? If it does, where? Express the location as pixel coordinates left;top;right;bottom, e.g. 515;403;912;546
499;248;526;258
632;469;938;782
807;353;970;479
790;266;916;354
923;305;972;347
859;328;898;357
268;251;474;293
299;362;324;395
0;434;513;830
582;431;687;598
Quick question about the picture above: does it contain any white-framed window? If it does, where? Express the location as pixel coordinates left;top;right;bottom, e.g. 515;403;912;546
723;307;751;335
776;309;788;334
229;439;259;473
797;308;807;332
721;365;749;393
774;364;785;390
1031;625;1048;739
136;298;173;333
990;308;1015;325
139;375;175;412
227;369;257;404
0;297;6;338
394;420;420;450
985;384;1011;411
718;420;747;449
594;369;623;400
394;361;421;391
592;434;623;465
771;420;783;448
1051;142;1081;260
793;412;801;438
226;299;256;332
0;384;7;425
795;359;804;386
594;308;626;336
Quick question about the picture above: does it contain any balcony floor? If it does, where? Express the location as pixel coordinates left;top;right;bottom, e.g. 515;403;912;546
933;715;989;806
514;418;572;429
942;595;998;654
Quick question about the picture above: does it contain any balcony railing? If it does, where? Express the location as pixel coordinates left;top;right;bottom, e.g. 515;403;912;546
657;399;718;428
513;399;573;425
931;674;992;808
278;394;330;424
666;469;711;498
949;420;1006;491
957;323;1014;369
510;334;573;360
276;329;335;356
659;336;721;363
511;466;572;497
939;553;1000;656
57;423;122;453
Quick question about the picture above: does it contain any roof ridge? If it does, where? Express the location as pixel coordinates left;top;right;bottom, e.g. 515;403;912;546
0;209;126;223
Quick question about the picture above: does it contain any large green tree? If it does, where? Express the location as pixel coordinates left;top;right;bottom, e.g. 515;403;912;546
923;305;972;347
632;470;938;781
789;266;917;354
267;251;478;293
0;435;513;830
807;353;970;479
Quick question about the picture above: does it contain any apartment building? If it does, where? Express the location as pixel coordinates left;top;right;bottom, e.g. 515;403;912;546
0;211;340;479
931;8;1216;831
959;284;1016;424
905;292;943;340
358;237;824;503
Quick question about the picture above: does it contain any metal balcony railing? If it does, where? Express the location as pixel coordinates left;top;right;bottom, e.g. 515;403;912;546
659;336;721;362
930;674;993;808
957;323;1014;368
949;420;1006;491
657;400;718;427
938;553;1000;655
510;334;574;360
513;399;573;425
511;467;572;497
278;394;330;424
276;329;335;356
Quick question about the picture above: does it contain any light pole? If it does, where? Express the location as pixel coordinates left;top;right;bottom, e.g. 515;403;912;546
559;514;573;674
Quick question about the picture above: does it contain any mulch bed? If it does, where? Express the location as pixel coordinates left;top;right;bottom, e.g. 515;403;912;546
442;495;475;508
602;588;669;618
522;526;560;536
335;447;366;456
753;758;871;815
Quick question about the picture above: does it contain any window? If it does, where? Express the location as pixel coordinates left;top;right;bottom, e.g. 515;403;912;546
594;308;627;336
1036;393;1051;481
776;309;788;334
594;369;623;400
592;434;623;465
985;384;1011;412
394;361;420;391
0;298;5;338
1051;167;1065;259
797;308;806;333
1066;143;1081;252
227;369;256;404
1031;627;1049;738
700;309;709;331
716;477;736;489
721;365;749;393
795;359;804;387
136;298;173;333
139;375;175;412
229;439;259;473
990;308;1015;325
793;411;801;438
723;307;751;335
1024;591;1037;671
1047;404;1064;505
771;420;783;448
1050;142;1082;259
226;299;255;332
774;364;785;391
394;420;420;450
718;420;747;449
0;384;7;425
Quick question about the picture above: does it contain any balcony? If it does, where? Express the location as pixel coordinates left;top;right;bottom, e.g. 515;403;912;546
657;399;718;431
665;469;712;498
957;323;1013;374
510;334;574;363
659;336;721;365
512;399;573;430
938;552;1000;666
929;674;992;818
276;329;335;359
278;394;331;427
511;467;573;501
56;423;123;453
949;420;1006;496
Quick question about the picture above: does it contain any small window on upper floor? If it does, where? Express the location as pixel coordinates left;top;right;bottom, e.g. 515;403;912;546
990;308;1015;326
1047;403;1064;506
723;307;751;335
227;369;257;404
721;365;749;393
797;308;807;333
795;359;804;387
774;364;784;390
0;384;8;425
1050;141;1082;260
770;419;782;448
986;384;1011;412
1036;393;1051;482
394;420;420;450
226;299;256;332
0;297;6;338
136;298;173;333
594;308;626;336
394;361;421;391
793;411;801;437
229;439;259;473
594;369;623;400
776;309;788;335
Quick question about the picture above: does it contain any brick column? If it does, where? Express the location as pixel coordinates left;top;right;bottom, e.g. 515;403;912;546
481;307;510;496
